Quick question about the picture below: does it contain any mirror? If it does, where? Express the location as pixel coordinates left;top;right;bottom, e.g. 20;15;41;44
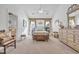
8;12;18;29
67;4;79;29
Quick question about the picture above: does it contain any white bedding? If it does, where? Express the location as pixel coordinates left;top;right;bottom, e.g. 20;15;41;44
33;31;49;35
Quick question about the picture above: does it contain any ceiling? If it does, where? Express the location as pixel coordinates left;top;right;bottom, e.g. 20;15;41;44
0;4;63;17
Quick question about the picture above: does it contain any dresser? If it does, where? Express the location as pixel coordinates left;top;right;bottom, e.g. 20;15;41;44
59;29;79;52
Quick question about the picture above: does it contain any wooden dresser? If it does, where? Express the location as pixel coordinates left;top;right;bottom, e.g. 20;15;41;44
59;29;79;52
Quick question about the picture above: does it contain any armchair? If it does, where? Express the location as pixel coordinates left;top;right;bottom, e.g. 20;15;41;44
0;29;16;54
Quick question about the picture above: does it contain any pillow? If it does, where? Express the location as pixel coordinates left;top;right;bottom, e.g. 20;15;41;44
35;26;45;31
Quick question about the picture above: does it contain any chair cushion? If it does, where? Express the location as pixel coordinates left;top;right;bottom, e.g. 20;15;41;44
1;37;12;44
3;39;15;45
0;32;13;44
0;30;15;45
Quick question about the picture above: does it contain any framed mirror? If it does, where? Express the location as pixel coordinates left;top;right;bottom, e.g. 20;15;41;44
67;4;79;29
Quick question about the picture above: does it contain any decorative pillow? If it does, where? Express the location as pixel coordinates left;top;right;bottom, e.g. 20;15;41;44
35;26;45;31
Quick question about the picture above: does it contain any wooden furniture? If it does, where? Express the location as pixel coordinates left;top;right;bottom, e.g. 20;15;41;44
0;28;16;54
33;31;49;41
33;35;49;41
0;32;16;54
59;29;79;52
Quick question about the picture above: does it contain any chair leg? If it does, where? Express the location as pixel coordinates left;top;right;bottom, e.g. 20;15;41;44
14;40;16;48
4;46;6;54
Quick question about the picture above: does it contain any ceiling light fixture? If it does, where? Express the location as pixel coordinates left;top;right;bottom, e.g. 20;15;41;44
32;4;49;15
38;4;44;14
38;9;43;13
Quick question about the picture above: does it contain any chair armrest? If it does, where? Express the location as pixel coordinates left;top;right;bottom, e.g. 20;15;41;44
0;38;3;44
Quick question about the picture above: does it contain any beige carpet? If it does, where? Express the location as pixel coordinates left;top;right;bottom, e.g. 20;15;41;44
0;36;78;54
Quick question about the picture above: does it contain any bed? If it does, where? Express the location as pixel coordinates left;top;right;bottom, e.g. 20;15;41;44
32;26;49;41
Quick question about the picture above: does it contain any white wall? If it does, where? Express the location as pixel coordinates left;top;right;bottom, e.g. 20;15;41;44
0;7;8;31
75;14;79;25
52;4;71;32
17;11;28;40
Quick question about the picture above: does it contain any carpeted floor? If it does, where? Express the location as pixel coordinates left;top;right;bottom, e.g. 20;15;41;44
0;36;78;54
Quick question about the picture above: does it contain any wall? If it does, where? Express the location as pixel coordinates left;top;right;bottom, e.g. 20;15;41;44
52;4;71;32
17;11;28;40
0;7;8;31
75;14;79;25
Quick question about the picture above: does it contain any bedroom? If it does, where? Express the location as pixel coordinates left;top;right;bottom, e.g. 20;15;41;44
0;4;79;54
